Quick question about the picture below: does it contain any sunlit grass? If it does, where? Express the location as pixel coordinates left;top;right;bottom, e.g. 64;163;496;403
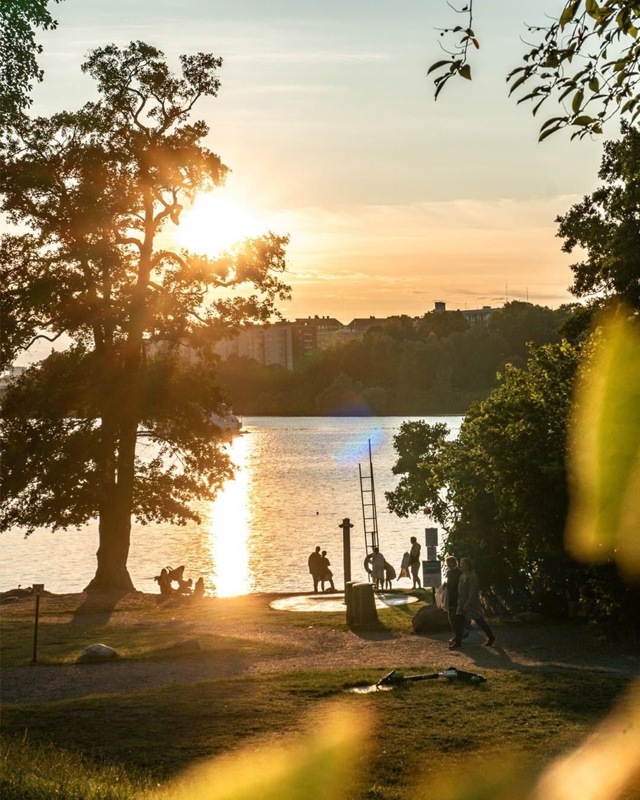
1;668;634;799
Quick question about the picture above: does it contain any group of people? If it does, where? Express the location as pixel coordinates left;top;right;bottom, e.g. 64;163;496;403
370;535;422;591
307;546;336;593
442;555;495;649
154;565;205;600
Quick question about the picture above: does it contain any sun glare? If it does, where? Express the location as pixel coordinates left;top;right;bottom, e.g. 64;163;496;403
177;192;265;257
207;434;254;597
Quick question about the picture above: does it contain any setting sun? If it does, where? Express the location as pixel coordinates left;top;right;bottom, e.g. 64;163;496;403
176;192;265;257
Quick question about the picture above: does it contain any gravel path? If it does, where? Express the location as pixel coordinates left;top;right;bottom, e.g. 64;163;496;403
1;592;638;706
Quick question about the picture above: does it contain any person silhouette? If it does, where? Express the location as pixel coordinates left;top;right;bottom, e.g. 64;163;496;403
308;546;323;593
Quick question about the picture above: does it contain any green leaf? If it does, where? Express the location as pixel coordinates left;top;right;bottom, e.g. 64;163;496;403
573;115;597;125
508;74;529;95
459;64;472;80
588;76;600;92
539;124;563;141
566;313;640;577
560;2;577;30
427;59;452;75
585;0;600;19
572;88;584;114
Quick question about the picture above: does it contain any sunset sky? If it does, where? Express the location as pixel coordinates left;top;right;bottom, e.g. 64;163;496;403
30;0;607;322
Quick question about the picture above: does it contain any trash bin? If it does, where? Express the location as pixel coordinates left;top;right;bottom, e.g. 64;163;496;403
351;582;378;628
345;581;356;626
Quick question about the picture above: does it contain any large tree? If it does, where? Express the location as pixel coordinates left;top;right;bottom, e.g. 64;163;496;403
0;41;289;592
0;0;62;121
557;120;640;309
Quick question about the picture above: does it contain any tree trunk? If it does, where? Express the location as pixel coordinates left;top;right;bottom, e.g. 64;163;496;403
84;510;135;594
85;388;139;594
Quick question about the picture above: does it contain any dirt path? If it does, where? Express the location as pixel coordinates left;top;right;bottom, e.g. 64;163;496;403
1;593;637;706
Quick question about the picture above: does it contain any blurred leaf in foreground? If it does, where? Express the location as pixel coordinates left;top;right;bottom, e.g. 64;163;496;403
531;681;640;800
566;311;640;577
148;703;372;800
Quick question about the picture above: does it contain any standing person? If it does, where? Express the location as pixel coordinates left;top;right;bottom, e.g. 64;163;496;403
443;556;465;644
449;557;496;649
370;546;386;590
409;536;422;590
320;549;335;592
308;546;323;593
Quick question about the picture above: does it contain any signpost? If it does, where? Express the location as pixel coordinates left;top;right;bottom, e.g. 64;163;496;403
31;583;44;664
423;528;441;595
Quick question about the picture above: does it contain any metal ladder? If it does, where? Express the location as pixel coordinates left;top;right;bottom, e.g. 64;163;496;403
359;439;379;557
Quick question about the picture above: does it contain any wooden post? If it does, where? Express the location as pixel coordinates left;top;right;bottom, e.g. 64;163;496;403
339;517;353;588
31;584;44;664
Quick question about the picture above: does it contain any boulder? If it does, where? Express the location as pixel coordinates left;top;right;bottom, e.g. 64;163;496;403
78;643;118;662
411;604;450;634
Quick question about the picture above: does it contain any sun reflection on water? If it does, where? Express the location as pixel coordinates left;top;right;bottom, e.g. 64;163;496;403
207;434;253;597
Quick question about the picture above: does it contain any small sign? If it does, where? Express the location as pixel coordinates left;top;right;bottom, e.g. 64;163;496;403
425;528;438;546
426;545;437;561
422;559;441;587
32;584;45;596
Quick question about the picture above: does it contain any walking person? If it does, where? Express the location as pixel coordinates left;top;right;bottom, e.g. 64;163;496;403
308;546;323;593
444;556;461;643
409;536;422;590
449;557;495;649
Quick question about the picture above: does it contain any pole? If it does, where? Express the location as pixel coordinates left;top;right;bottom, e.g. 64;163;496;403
339;517;353;587
32;593;41;664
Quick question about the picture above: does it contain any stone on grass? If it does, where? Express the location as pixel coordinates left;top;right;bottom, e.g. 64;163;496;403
79;643;118;662
411;604;450;634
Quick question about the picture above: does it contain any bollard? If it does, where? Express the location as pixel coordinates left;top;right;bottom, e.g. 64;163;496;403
31;583;45;664
352;582;378;628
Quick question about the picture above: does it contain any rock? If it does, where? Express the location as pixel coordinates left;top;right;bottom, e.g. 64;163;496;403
411;604;450;633
169;638;202;654
78;643;118;662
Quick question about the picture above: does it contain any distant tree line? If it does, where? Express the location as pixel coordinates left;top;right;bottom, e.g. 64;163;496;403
217;301;574;416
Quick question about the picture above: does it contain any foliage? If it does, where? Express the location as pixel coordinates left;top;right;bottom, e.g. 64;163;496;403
0;41;289;591
566;311;640;577
0;0;62;121
557;122;640;309
428;1;640;140
387;341;582;609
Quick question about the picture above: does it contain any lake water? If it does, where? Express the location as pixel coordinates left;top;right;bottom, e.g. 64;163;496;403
0;416;462;596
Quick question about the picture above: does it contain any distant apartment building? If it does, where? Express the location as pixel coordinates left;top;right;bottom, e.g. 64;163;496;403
159;302;499;372
433;301;495;326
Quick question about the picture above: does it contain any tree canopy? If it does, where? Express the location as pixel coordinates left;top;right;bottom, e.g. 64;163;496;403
557;120;640;309
0;41;290;592
0;0;62;121
429;1;640;140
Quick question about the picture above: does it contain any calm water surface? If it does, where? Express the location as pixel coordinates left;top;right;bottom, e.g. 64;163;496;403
0;416;462;596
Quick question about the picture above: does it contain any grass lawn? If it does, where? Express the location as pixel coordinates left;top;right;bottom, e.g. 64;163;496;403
1;594;638;799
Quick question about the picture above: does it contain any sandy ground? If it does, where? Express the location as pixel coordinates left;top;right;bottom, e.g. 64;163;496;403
1;592;638;706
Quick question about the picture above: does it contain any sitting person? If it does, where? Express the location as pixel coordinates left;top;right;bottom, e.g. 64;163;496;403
193;577;205;599
154;568;173;598
166;565;193;595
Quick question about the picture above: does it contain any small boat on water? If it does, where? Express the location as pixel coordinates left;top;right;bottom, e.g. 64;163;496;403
210;410;242;433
